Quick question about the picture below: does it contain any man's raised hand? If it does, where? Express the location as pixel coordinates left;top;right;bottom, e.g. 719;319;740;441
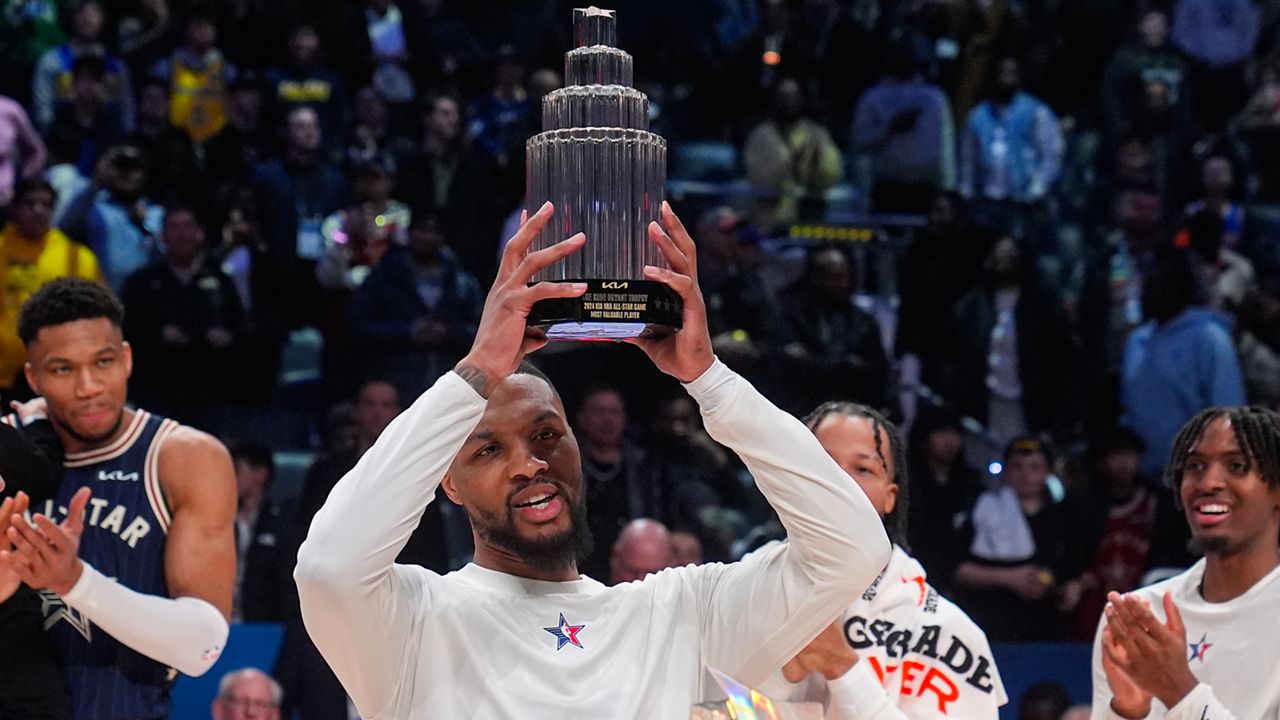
629;202;715;383
454;202;587;397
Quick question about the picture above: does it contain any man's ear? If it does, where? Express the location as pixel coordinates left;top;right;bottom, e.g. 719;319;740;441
23;362;39;395
441;473;462;505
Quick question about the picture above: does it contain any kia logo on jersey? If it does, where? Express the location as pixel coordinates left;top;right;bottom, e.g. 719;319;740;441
98;470;139;482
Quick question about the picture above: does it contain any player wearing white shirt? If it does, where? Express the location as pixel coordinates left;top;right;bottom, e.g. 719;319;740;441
759;402;1007;719
294;201;891;719
1092;406;1280;720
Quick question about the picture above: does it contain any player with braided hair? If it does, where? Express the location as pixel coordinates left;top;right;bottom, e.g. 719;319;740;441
1091;406;1280;719
760;402;1008;719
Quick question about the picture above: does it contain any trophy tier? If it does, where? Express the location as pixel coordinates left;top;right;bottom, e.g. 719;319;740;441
526;7;677;341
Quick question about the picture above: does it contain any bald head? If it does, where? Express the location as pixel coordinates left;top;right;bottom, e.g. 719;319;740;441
212;668;281;720
609;518;673;584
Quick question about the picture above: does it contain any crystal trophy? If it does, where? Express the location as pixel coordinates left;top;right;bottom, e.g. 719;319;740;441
525;6;680;340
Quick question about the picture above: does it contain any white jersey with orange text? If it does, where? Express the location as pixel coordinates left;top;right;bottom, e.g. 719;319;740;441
761;545;1007;719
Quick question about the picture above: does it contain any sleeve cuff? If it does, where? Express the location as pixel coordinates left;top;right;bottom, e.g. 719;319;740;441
1164;684;1216;720
60;560;102;608
827;659;887;720
681;358;731;401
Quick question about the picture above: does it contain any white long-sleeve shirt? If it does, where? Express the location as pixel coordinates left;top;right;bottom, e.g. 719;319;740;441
1090;559;1280;720
295;360;890;719
760;545;1007;719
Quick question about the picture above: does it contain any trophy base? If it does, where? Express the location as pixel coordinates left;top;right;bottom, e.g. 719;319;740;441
528;279;683;341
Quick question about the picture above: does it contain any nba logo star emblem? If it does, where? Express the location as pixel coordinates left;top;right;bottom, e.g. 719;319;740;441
544;613;586;650
1188;633;1213;662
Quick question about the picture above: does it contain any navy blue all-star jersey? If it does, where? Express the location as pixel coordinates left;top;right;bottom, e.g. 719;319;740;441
34;409;181;720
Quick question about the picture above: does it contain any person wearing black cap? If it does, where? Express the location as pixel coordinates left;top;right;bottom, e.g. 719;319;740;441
951;435;1089;640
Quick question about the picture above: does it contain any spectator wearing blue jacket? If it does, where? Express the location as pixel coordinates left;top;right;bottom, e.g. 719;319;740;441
1121;249;1246;475
959;56;1063;240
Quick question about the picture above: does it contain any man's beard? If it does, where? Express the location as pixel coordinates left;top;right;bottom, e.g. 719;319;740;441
1189;534;1231;556
52;409;125;448
473;487;594;575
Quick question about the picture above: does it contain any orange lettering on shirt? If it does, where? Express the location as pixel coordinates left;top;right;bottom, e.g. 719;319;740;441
900;660;924;696
918;666;960;713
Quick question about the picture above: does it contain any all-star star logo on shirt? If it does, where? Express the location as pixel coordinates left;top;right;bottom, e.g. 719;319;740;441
543;612;586;650
1188;633;1213;662
38;590;93;641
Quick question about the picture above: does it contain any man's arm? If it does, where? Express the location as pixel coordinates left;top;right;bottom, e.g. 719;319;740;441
0;425;237;678
295;201;587;717
684;363;889;685
630;203;890;686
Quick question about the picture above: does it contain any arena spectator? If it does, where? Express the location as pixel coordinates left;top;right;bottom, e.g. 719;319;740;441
609;518;674;585
347;212;481;396
953;437;1089;641
82;144;163;290
959;56;1063;239
850;39;955;214
212;668;281;720
391;93;501;281
0;177;100;396
263;22;346;154
31;0;133;134
769;245;890;416
1121;249;1246;475
743;76;843;228
1099;9;1190;143
251;105;347;319
928;236;1081;448
121;204;245;416
150;8;238;143
0;94;48;209
229;442;288;623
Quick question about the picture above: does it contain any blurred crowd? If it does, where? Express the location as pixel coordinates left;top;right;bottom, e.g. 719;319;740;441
2;0;1280;716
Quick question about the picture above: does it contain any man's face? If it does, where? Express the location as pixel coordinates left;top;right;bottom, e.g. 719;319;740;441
576;389;625;448
73;2;105;41
234;459;270;506
925;426;963;465
289;27;320;66
287;109;322;153
444;375;587;571
426;98;461;142
1101;449;1140;487
1203;157;1234;196
11;189;55;239
229;87;262;125
1004;451;1048;500
353;382;400;444
814;414;897;518
186;19;217;54
1117;190;1163;237
669;530;703;566
810;248;851;303
25;319;132;451
163;210;205;264
212;675;280;720
1139;11;1168;49
610;530;672;584
408;220;445;259
1180;417;1280;556
140;84;170;124
355;86;386;127
655;396;698;443
996;58;1020;96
